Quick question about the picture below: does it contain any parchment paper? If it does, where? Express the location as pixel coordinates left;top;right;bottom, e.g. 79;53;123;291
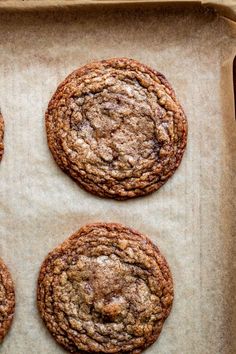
0;5;235;354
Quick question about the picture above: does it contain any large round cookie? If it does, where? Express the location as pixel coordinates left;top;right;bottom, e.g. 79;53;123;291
0;258;15;343
46;58;187;200
0;113;4;161
37;223;174;353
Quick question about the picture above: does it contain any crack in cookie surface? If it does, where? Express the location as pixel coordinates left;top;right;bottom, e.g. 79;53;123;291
0;258;15;343
46;58;187;199
37;223;174;353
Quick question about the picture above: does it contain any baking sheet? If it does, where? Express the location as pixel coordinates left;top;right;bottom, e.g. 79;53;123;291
0;4;235;354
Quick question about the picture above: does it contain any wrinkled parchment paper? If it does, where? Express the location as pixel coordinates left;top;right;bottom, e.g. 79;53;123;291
0;5;235;354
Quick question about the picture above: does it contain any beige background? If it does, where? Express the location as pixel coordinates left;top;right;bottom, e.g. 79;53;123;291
0;5;235;354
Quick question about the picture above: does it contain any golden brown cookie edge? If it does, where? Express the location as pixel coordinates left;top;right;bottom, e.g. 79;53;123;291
0;113;4;162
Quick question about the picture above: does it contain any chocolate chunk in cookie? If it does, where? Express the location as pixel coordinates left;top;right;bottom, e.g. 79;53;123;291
37;223;174;353
46;58;187;199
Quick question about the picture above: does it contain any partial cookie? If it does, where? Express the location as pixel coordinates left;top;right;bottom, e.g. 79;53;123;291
37;223;174;353
46;58;187;200
0;113;4;161
0;258;15;343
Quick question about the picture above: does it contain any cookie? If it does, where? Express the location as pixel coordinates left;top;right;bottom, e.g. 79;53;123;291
37;222;174;353
46;58;187;200
0;258;15;343
0;113;4;161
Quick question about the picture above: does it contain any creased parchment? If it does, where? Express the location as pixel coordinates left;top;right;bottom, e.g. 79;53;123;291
0;5;235;354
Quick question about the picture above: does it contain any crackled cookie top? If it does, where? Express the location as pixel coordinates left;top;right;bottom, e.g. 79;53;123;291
0;113;4;162
37;223;174;353
0;258;15;343
46;58;187;199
